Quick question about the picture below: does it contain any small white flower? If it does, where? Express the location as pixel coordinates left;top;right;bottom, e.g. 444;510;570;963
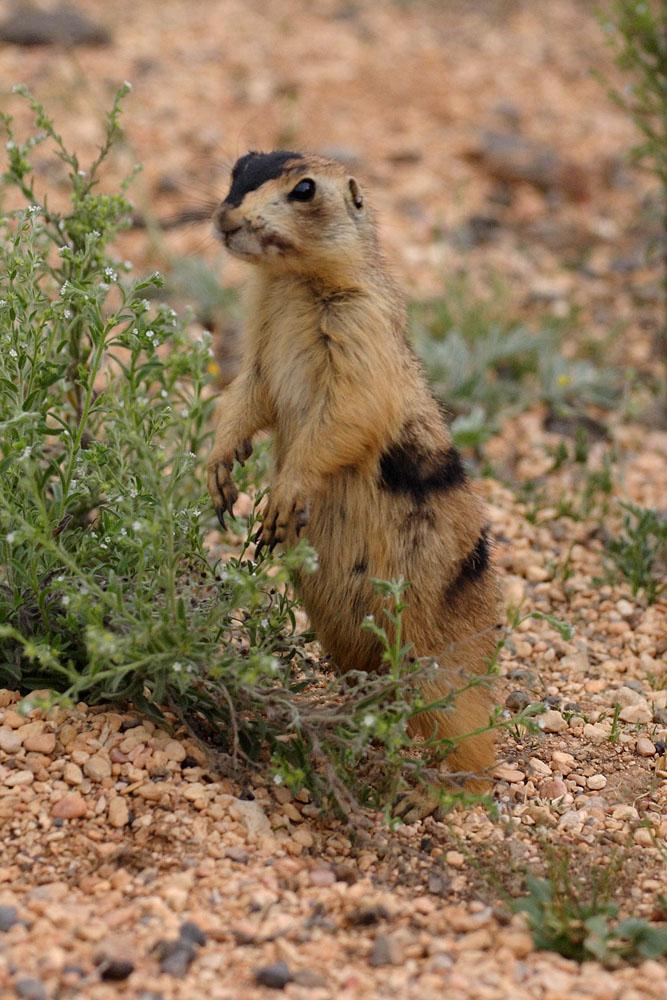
141;299;151;311
0;299;7;306
77;169;87;177
5;140;16;150
363;713;375;727
172;661;182;673
145;329;155;339
132;521;141;531
9;348;17;358
28;204;41;215
273;774;283;786
104;267;117;281
64;309;72;319
364;614;374;623
61;595;70;607
5;532;17;545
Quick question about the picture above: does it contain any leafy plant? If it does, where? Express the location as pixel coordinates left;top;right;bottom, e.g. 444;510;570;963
411;278;618;451
517;849;667;965
604;501;667;603
601;0;667;187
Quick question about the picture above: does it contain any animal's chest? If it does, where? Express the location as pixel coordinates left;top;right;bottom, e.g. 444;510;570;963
260;294;328;424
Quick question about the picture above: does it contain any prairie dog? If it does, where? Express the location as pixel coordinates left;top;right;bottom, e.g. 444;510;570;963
207;151;500;819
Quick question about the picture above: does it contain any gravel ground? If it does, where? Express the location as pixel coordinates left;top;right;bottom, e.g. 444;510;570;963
1;0;666;997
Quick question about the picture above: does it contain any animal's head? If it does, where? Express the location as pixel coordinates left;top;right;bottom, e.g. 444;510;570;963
214;151;372;278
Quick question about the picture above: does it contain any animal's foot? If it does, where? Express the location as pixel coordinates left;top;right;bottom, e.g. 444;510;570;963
392;787;443;824
207;439;252;527
254;487;309;555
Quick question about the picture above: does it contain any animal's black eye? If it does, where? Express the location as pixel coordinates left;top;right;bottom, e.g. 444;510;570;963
288;178;316;202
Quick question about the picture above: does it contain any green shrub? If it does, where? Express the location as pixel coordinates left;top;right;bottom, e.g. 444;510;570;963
517;849;667;965
602;0;667;188
604;501;667;603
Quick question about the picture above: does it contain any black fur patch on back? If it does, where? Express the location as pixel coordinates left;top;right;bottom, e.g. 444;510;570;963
224;151;304;207
379;432;467;501
446;528;490;599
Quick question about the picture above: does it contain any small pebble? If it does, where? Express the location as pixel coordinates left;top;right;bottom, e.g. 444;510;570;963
52;793;87;819
505;690;531;713
254;962;293;990
63;762;83;785
108;796;130;828
619;703;652;724
369;933;402;967
83;754;111;781
540;778;567;799
537;710;568;733
445;851;465;868
156;939;196;977
636;736;656;757
583;723;608;744
179;921;207;947
14;979;47;1000
494;764;525;783
0;905;19;932
0;727;22;753
100;958;135;982
5;770;34;787
586;774;607;790
22;731;55;754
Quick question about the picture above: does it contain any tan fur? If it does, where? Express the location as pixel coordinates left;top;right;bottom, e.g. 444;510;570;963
207;153;501;816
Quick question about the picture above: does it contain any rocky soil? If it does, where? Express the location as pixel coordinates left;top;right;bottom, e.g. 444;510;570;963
1;0;666;997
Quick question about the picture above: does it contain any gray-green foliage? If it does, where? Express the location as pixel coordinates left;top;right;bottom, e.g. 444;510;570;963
411;279;618;451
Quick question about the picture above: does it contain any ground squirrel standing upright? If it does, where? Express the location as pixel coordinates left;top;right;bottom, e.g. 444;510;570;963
207;151;501;819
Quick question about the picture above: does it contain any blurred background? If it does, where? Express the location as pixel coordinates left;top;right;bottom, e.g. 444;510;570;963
0;0;663;427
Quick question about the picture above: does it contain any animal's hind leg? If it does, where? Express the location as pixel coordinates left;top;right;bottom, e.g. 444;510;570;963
394;677;496;822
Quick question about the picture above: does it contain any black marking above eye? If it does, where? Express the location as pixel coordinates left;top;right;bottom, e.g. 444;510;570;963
224;150;303;207
288;178;316;202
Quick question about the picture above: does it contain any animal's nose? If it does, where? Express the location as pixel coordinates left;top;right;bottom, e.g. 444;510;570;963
214;204;242;235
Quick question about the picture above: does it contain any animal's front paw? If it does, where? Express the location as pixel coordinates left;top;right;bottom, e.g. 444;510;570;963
206;439;252;527
255;488;309;555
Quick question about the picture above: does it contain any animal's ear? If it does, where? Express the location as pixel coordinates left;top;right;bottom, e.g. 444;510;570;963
348;177;364;210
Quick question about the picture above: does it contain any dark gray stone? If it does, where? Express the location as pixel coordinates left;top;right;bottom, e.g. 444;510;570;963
254;961;293;990
99;957;134;982
0;3;110;46
15;979;46;1000
179;921;207;947
0;905;19;932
